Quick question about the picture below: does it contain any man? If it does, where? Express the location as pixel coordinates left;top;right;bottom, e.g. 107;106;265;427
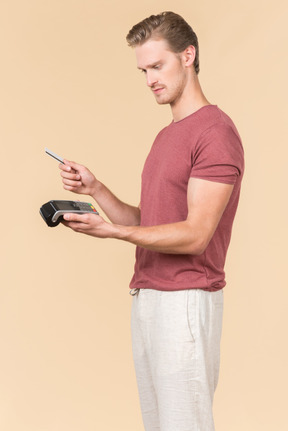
59;11;244;431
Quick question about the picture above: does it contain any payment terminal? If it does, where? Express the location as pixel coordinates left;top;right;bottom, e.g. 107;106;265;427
40;200;99;227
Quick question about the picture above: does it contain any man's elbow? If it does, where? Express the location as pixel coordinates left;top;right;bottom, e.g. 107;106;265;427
187;237;210;256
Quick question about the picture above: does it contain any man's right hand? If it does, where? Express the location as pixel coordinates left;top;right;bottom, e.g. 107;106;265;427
59;159;141;226
59;160;99;197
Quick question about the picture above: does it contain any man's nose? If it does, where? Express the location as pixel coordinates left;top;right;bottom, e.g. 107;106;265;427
146;71;157;87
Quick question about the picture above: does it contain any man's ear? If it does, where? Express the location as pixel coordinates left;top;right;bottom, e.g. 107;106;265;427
182;45;196;68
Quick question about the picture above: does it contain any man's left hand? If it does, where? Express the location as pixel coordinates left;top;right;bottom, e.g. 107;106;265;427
62;213;115;238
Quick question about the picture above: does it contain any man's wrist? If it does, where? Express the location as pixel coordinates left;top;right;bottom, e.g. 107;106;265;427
90;180;103;200
109;224;132;241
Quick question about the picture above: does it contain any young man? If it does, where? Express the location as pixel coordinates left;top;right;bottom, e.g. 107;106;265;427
59;12;244;431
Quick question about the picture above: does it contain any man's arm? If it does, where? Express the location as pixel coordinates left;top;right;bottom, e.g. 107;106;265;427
59;160;140;226
62;177;233;255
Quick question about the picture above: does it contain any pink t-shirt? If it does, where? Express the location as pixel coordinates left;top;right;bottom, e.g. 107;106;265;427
130;105;244;292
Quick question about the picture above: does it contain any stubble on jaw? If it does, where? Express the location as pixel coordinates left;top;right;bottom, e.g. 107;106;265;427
153;72;187;107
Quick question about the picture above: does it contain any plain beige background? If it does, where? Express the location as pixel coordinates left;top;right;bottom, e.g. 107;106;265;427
0;0;287;430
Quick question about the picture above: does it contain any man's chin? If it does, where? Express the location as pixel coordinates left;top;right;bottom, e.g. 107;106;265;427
154;95;170;105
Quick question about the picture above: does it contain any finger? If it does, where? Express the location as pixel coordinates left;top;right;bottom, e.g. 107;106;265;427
62;181;82;190
63;160;83;173
63;213;88;223
63;185;80;192
61;221;86;232
62;180;82;190
60;170;81;181
59;162;76;175
62;215;92;233
63;184;82;193
62;178;82;186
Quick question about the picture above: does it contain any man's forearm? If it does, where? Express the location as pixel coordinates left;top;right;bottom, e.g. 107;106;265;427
110;220;208;255
91;182;141;226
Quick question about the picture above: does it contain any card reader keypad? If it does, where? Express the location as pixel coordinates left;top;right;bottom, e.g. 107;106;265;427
76;202;98;213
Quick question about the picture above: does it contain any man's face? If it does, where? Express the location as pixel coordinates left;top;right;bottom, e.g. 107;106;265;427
135;38;188;106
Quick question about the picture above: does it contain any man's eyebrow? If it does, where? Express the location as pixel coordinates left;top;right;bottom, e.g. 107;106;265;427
137;61;161;70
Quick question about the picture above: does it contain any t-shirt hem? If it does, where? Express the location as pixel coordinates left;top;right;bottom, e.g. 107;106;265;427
129;284;225;293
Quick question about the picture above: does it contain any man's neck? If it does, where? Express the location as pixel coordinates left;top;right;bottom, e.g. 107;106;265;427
171;75;211;122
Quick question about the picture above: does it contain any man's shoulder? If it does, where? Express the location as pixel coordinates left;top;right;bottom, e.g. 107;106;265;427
192;106;241;143
195;105;235;129
153;105;242;150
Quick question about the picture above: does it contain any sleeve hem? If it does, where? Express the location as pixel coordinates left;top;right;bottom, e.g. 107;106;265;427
190;175;237;185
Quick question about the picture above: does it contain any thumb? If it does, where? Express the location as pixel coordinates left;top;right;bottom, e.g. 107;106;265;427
63;159;83;173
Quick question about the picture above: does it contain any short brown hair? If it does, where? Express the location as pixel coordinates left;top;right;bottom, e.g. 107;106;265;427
126;11;200;74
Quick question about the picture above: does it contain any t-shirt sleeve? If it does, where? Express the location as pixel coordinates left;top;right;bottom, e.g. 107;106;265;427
190;122;244;185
